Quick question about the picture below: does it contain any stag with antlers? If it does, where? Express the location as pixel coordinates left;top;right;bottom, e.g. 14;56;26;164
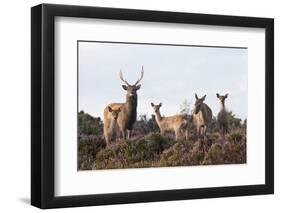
103;66;144;142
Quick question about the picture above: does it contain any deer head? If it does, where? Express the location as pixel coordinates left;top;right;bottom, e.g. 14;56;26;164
216;93;228;106
119;66;144;100
151;102;162;113
108;106;121;121
194;93;206;114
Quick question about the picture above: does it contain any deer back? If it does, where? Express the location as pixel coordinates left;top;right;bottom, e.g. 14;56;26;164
158;114;188;131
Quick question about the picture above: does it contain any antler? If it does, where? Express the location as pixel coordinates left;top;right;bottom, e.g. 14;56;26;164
134;66;144;86
119;69;130;86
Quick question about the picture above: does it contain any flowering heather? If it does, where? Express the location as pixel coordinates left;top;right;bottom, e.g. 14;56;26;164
78;111;246;170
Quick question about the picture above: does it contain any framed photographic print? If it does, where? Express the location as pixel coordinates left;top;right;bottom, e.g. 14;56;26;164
31;3;274;209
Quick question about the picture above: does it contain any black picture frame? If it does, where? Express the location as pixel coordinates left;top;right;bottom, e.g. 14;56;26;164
31;3;274;209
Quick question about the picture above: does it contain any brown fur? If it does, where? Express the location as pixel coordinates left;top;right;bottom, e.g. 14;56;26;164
192;94;213;139
103;106;121;146
151;102;189;141
103;67;144;140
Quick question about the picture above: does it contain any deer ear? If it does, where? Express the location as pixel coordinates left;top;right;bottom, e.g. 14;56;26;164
108;106;113;112
122;85;128;90
135;84;141;90
202;95;206;100
159;103;162;107
225;93;228;98
216;93;220;98
151;102;154;107
118;107;122;112
195;93;199;100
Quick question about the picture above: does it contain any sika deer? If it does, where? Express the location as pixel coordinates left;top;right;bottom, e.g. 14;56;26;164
151;102;189;141
216;93;229;138
103;106;121;146
192;94;213;139
104;67;144;140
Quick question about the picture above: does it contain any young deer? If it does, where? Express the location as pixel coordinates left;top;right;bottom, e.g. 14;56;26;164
151;102;189;141
192;94;213;139
216;93;229;138
103;106;121;146
104;67;144;140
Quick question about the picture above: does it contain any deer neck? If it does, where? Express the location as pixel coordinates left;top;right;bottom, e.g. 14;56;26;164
124;94;137;127
155;111;163;123
125;94;137;111
220;102;226;111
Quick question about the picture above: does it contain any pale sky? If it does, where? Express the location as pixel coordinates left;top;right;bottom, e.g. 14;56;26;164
78;41;248;120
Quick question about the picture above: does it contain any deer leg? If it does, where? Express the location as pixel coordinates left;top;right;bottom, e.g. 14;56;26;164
108;132;113;146
175;130;179;141
199;126;203;139
184;129;189;141
111;130;115;142
160;129;165;136
201;126;206;140
204;126;207;139
116;130;120;141
181;128;189;141
127;130;132;140
104;133;110;147
220;124;224;138
197;126;201;140
184;130;187;141
224;124;228;139
179;128;186;141
178;128;183;141
120;129;126;140
225;124;229;135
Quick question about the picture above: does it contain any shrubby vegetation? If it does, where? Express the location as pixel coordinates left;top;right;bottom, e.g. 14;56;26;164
78;111;105;170
78;110;246;170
